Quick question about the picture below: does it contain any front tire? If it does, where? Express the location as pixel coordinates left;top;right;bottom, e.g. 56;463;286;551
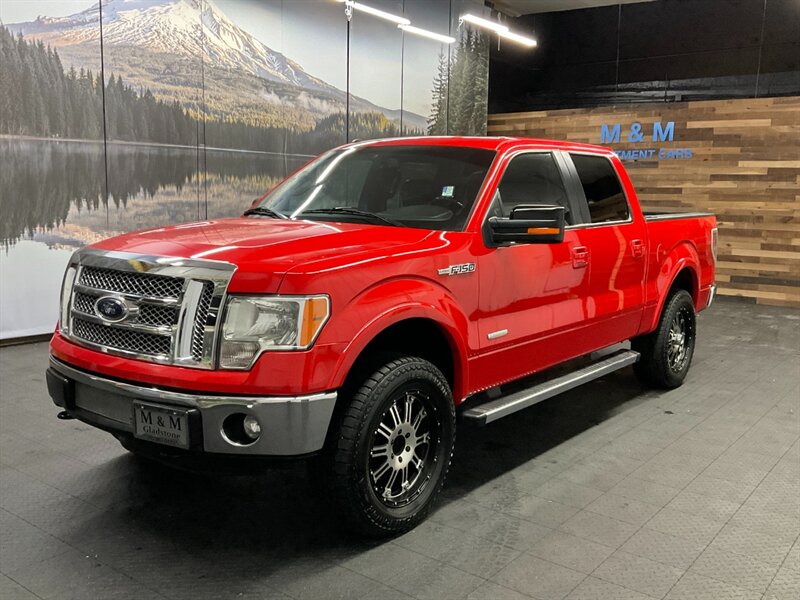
327;355;455;537
632;289;697;389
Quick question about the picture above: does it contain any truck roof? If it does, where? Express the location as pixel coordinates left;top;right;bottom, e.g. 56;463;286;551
345;135;614;155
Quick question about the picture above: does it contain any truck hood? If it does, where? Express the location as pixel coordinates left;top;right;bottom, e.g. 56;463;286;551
91;218;435;292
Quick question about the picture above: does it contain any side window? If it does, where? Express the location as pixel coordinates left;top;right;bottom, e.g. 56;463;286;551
570;154;629;223
495;153;572;224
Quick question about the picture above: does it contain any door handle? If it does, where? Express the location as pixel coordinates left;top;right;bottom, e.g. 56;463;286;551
631;239;645;258
571;246;589;269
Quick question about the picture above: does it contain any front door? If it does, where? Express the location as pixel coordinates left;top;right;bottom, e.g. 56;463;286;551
473;152;593;392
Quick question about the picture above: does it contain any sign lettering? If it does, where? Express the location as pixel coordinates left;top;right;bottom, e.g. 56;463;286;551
599;120;693;160
652;120;675;142
600;123;621;144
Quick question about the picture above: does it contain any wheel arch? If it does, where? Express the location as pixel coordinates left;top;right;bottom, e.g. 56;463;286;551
331;308;469;405
669;267;698;302
642;242;701;334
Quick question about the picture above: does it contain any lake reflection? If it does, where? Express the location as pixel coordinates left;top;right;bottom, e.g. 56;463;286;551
0;138;309;249
0;138;309;338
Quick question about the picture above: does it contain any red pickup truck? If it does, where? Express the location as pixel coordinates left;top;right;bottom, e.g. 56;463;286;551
47;136;716;535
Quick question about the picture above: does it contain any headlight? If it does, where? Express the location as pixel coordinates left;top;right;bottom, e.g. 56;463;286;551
219;295;330;369
59;265;77;335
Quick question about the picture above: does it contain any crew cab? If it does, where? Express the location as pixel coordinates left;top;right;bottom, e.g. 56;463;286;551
47;136;717;535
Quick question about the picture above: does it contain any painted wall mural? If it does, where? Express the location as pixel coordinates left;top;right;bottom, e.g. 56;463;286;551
0;0;490;338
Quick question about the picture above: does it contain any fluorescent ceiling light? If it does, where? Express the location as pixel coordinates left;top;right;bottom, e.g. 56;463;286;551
498;29;537;47
460;12;536;49
399;24;455;44
342;1;410;26
459;13;509;33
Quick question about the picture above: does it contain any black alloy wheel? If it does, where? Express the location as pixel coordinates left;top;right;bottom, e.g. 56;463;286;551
326;355;455;536
633;289;697;389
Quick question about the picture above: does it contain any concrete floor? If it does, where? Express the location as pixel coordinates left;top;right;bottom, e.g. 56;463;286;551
1;298;798;600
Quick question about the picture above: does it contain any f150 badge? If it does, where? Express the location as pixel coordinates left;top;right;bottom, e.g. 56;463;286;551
438;263;476;276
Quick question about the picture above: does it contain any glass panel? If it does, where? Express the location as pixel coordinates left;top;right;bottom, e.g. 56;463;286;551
447;0;490;135
496;154;571;222
260;144;495;231
401;0;452;136
201;0;344;221
571;154;629;223
0;1;106;337
348;0;403;141
100;0;204;234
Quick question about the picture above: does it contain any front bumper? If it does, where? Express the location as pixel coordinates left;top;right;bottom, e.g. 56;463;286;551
46;356;337;456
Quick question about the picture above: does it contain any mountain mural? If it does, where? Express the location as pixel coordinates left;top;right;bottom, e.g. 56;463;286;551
1;0;490;339
7;0;428;131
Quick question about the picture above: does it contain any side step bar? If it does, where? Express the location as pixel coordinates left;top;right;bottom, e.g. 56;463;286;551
462;349;640;425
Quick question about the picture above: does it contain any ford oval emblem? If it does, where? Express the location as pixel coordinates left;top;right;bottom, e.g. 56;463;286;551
94;296;128;323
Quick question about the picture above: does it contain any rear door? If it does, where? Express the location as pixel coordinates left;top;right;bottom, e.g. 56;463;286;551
564;152;647;347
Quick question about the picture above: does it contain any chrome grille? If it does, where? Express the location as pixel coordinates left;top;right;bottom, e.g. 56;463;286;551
138;304;179;327
80;266;183;299
191;283;214;361
72;318;171;357
73;291;178;328
73;291;96;315
62;249;235;369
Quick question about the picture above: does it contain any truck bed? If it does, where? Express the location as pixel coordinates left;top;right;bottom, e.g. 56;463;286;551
643;211;715;221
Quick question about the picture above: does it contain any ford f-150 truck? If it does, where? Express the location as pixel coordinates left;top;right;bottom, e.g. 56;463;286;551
47;136;716;535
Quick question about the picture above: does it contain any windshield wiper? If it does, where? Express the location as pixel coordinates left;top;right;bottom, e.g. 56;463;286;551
299;207;401;227
242;206;288;219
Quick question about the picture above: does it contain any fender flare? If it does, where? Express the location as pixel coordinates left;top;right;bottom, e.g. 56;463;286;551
644;241;701;333
327;280;470;402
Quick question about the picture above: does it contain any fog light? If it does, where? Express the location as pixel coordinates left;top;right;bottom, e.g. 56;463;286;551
243;415;261;440
221;413;259;446
219;340;260;369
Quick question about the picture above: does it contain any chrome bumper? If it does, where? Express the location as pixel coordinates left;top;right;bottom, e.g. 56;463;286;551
706;284;717;308
47;357;336;456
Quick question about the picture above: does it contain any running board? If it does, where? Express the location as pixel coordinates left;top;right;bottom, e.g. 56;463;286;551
461;349;640;425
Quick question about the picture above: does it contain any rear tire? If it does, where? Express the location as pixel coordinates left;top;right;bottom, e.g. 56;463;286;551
325;355;455;537
632;289;696;389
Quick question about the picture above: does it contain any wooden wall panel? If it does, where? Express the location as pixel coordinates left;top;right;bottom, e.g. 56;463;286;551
488;96;800;307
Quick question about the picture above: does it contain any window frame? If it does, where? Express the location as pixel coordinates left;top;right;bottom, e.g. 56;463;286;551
563;151;633;229
480;149;584;247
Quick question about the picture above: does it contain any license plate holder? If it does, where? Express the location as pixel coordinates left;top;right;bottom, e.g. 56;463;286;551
133;401;190;449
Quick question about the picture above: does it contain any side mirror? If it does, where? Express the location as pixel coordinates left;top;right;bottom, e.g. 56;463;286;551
488;204;566;245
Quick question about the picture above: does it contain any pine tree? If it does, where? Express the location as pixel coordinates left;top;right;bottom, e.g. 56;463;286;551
0;27;20;133
0;25;421;154
427;51;449;135
469;31;490;134
447;29;472;134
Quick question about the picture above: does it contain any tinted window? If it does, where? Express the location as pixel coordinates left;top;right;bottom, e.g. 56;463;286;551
570;154;629;223
260;145;495;231
494;153;572;223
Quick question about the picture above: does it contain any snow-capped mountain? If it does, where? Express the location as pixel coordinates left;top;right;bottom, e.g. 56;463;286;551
11;0;336;92
7;0;428;129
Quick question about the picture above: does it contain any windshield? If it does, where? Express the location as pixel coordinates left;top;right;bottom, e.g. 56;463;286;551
255;144;496;231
